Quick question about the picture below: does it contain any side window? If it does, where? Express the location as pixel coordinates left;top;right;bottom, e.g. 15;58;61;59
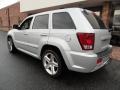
20;17;33;30
52;12;76;29
32;14;49;29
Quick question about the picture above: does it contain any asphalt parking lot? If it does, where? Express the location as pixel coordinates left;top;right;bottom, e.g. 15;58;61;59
0;31;120;90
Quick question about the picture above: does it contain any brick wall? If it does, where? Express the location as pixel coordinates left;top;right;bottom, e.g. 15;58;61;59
0;9;8;27
0;3;28;31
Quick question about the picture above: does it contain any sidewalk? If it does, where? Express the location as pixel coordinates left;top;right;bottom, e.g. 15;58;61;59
0;28;9;32
110;46;120;61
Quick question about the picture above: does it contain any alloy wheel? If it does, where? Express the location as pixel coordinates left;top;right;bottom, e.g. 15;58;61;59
8;38;13;51
43;53;59;75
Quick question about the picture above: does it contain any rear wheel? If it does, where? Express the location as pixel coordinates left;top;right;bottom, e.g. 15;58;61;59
7;37;17;53
42;49;65;78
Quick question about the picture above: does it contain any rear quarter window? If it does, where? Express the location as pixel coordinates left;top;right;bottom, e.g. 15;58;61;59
82;10;106;29
52;12;76;29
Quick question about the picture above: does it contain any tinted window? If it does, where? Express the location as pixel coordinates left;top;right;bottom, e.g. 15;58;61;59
20;17;33;30
53;12;76;29
82;10;106;29
33;15;49;29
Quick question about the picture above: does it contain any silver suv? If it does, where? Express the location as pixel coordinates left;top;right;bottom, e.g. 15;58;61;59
7;8;112;77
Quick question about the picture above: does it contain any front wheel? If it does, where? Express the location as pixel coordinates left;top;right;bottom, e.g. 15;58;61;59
42;49;65;78
7;37;17;53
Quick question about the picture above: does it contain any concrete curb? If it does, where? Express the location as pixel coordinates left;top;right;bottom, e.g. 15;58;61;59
0;29;9;32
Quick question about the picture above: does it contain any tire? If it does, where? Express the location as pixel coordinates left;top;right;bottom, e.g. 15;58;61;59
7;37;17;53
42;49;65;78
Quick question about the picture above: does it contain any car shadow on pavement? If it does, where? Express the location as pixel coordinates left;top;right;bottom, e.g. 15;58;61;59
14;50;111;80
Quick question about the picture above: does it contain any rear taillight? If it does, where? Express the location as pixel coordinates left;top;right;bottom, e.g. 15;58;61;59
77;33;95;50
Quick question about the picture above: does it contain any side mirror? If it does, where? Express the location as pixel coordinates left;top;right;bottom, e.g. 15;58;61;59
13;24;20;29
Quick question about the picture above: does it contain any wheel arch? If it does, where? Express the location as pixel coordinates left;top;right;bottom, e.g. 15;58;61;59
40;44;70;69
7;35;12;39
40;44;62;59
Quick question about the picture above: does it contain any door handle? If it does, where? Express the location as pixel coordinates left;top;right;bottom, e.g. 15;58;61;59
40;33;48;36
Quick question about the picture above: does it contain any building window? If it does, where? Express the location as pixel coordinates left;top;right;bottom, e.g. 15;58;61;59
113;10;120;31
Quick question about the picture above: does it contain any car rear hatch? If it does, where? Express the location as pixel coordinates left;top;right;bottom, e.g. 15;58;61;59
94;29;111;53
82;10;111;53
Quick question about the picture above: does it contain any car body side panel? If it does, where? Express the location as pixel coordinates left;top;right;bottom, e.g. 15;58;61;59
7;8;112;73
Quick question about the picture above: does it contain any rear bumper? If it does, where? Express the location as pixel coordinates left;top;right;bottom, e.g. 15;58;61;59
65;45;112;73
91;58;112;72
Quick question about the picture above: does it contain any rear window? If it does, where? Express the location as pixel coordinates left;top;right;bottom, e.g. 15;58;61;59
82;10;106;29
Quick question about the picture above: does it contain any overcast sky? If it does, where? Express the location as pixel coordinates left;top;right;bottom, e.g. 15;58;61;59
0;0;19;9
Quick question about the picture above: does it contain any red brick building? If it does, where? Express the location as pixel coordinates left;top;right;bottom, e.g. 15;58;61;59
0;0;120;31
0;3;28;31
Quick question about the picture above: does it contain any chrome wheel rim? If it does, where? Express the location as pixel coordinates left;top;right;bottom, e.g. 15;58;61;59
43;53;58;75
8;39;13;51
